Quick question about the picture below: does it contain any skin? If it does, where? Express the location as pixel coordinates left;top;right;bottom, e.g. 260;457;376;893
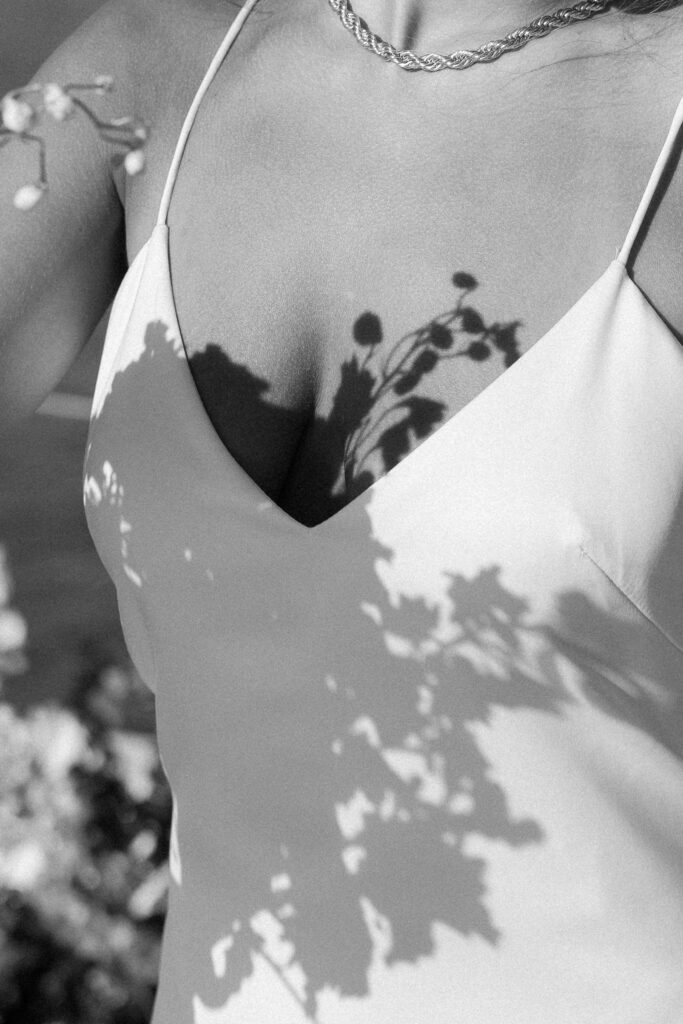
1;0;683;526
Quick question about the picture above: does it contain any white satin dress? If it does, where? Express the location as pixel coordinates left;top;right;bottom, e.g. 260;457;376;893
84;1;683;1020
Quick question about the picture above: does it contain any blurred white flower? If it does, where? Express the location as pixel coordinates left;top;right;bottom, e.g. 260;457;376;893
129;829;158;861
0;704;32;794
108;918;137;952
128;864;169;919
30;706;90;781
1;94;34;133
43;83;75;122
124;148;145;176
13;183;45;211
109;730;158;801
100;665;130;700
0;607;28;653
0;549;28;682
0;838;48;891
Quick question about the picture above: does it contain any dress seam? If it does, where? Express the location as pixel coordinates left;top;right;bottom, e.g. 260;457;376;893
579;543;683;661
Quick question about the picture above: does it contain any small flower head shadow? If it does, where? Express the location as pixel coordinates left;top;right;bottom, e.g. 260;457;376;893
342;270;523;492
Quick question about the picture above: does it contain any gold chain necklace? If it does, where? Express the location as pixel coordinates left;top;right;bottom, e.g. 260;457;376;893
326;0;611;71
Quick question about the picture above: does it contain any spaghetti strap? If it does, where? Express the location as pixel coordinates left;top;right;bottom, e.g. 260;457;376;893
155;0;261;227
618;93;683;265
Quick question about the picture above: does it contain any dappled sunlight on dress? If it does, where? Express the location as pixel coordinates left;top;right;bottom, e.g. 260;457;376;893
84;2;683;1021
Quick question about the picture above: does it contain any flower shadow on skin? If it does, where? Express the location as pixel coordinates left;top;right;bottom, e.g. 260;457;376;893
186;270;522;527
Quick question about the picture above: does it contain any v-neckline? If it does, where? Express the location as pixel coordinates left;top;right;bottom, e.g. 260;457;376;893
151;223;644;536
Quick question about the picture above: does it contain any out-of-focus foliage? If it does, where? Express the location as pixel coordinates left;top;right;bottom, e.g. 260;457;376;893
0;544;171;1023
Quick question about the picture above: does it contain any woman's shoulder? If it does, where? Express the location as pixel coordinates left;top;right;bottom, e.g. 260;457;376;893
61;0;255;131
123;0;258;93
114;0;295;250
81;0;255;237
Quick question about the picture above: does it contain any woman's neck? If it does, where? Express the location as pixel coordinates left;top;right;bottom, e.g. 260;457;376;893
346;1;560;53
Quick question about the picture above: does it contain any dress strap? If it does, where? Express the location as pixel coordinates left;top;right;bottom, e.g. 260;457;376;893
155;0;261;226
618;93;683;265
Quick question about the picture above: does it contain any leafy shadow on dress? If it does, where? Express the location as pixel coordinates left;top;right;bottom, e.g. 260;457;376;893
82;286;683;1022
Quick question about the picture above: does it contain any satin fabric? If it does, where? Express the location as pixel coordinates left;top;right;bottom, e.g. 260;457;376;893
84;2;683;1019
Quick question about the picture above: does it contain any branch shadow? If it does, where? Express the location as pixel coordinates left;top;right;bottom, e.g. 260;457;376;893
82;286;683;1021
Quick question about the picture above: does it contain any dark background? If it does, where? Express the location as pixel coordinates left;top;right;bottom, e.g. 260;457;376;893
1;0;128;708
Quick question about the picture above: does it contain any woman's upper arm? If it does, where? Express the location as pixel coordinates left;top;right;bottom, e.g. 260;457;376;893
0;0;146;433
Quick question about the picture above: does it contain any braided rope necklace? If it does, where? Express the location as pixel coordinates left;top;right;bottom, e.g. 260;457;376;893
326;0;611;71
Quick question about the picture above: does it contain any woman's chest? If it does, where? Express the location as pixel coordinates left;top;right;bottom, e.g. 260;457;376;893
120;18;683;526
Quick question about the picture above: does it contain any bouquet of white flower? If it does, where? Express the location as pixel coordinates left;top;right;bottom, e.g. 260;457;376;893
0;546;170;1023
0;76;148;210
